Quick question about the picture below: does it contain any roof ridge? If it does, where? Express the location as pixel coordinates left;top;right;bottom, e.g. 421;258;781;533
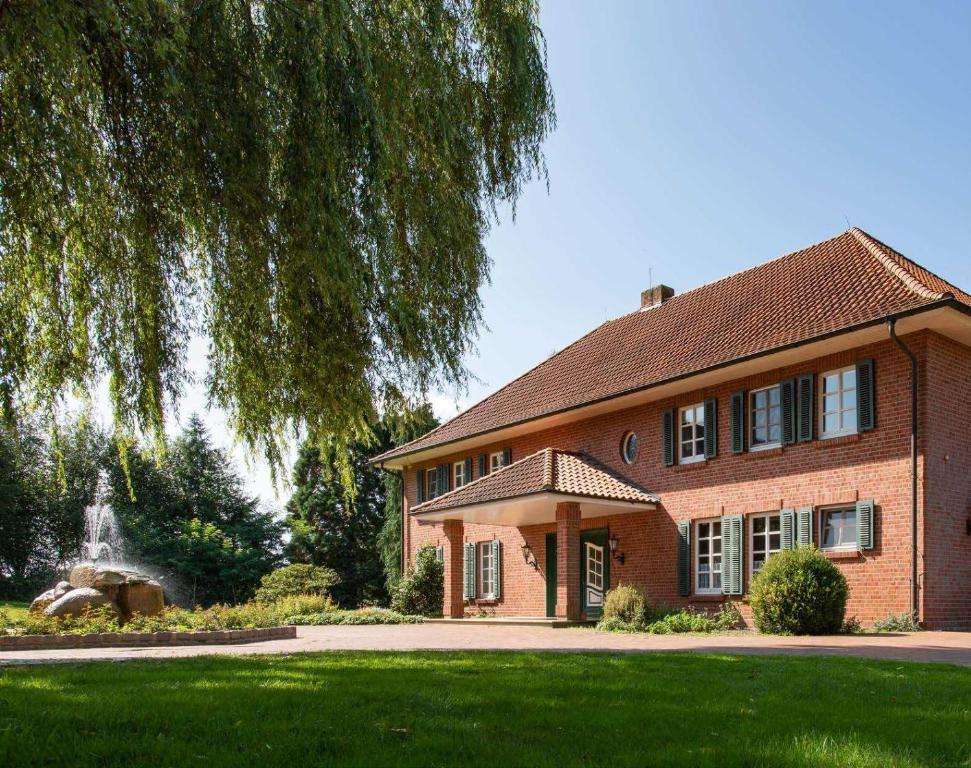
849;227;949;301
542;448;555;491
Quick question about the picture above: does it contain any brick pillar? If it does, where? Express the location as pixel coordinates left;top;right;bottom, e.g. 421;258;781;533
442;520;465;618
556;502;581;620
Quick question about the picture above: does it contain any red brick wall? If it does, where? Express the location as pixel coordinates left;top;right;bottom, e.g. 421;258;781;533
403;332;970;629
921;333;971;629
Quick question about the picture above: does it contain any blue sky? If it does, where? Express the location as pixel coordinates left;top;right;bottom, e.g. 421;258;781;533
185;1;971;501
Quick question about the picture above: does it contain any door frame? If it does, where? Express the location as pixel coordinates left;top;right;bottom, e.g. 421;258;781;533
580;528;609;618
545;532;557;618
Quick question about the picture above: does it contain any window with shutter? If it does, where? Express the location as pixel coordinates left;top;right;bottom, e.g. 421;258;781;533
695;520;722;594
676;521;690;596
797;373;814;442
796;507;814;547
730;391;746;454
780;378;796;445
704;398;718;458
856;499;875;550
857;358;875;431
416;469;426;504
662;408;675;466
721;515;744;596
463;542;475;600
780;508;795;550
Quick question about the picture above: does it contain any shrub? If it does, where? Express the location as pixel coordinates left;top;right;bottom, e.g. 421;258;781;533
269;593;334;618
597;603;741;634
749;546;848;635
873;612;920;632
254;564;339;604
602;584;648;626
391;547;443;617
287;608;423;626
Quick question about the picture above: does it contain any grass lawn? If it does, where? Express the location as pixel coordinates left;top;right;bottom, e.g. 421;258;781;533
0;652;968;767
0;601;28;621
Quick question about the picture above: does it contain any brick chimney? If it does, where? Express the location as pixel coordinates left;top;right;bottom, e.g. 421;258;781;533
640;284;675;310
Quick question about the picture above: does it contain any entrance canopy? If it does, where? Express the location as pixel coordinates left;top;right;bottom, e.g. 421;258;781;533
411;448;659;527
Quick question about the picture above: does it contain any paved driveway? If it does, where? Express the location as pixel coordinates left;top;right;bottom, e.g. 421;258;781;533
3;625;971;666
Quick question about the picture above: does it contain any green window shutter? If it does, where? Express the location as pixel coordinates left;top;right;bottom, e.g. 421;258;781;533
781;378;797;445
416;469;425;504
463;542;475;600
464;457;472;484
857;499;875;550
478;453;487;478
676;521;690;596
796;507;814;547
492;539;501;599
797;373;815;442
439;463;451;493
704;398;718;458
502;447;512;467
662;408;675;466
730;391;747;454
857;358;875;431
721;515;744;596
780;508;795;549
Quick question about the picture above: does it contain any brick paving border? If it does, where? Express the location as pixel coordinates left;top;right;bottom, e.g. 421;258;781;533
0;625;295;652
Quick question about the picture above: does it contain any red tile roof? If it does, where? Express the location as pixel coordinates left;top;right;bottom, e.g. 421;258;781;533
380;228;969;463
412;448;659;515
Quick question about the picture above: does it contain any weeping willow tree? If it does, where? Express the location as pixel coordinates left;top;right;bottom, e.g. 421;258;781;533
0;1;554;481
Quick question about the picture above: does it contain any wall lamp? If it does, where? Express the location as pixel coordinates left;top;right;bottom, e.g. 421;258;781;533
608;535;625;565
521;542;538;569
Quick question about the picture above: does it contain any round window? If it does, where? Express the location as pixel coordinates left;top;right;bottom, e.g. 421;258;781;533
621;432;638;464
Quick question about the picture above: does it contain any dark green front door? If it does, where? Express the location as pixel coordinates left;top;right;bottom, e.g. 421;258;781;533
580;528;609;618
545;533;557;617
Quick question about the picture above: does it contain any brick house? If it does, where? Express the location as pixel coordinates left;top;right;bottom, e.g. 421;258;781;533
374;229;971;629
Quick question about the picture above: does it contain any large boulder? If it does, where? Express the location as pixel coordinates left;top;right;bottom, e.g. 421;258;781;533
43;587;119;619
68;564;98;588
118;580;164;619
29;581;72;614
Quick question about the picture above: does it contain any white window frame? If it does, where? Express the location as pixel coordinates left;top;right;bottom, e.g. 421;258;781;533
819;366;858;439
453;461;468;488
427;469;440;499
476;541;496;599
694;519;722;595
678;403;706;464
749;384;782;451
490;452;504;472
749;512;782;577
819;505;858;551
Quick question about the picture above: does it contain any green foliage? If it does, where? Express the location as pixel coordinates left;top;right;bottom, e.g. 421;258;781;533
0;1;555;483
873;612;921;632
253;565;338;604
750;546;848;635
106;415;284;607
287;608;423;626
602;584;649;625
0;417;101;599
597;603;741;634
390;547;443;617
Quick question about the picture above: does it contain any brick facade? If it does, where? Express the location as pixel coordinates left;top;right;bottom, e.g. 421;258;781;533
402;331;971;629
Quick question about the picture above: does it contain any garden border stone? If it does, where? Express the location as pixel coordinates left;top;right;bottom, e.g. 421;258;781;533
0;625;295;652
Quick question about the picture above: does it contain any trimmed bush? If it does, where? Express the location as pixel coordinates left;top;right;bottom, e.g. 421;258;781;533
602;584;648;626
287;608;423;626
254;564;339;604
749;547;848;635
391;547;443;617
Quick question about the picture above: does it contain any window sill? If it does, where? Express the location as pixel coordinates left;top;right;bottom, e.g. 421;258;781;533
674;458;708;471
813;433;861;449
821;548;862;560
743;446;783;459
690;594;725;602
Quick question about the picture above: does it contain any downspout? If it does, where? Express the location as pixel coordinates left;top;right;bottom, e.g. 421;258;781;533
887;318;919;623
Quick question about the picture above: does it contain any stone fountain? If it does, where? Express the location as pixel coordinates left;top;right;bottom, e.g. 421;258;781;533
29;474;165;621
